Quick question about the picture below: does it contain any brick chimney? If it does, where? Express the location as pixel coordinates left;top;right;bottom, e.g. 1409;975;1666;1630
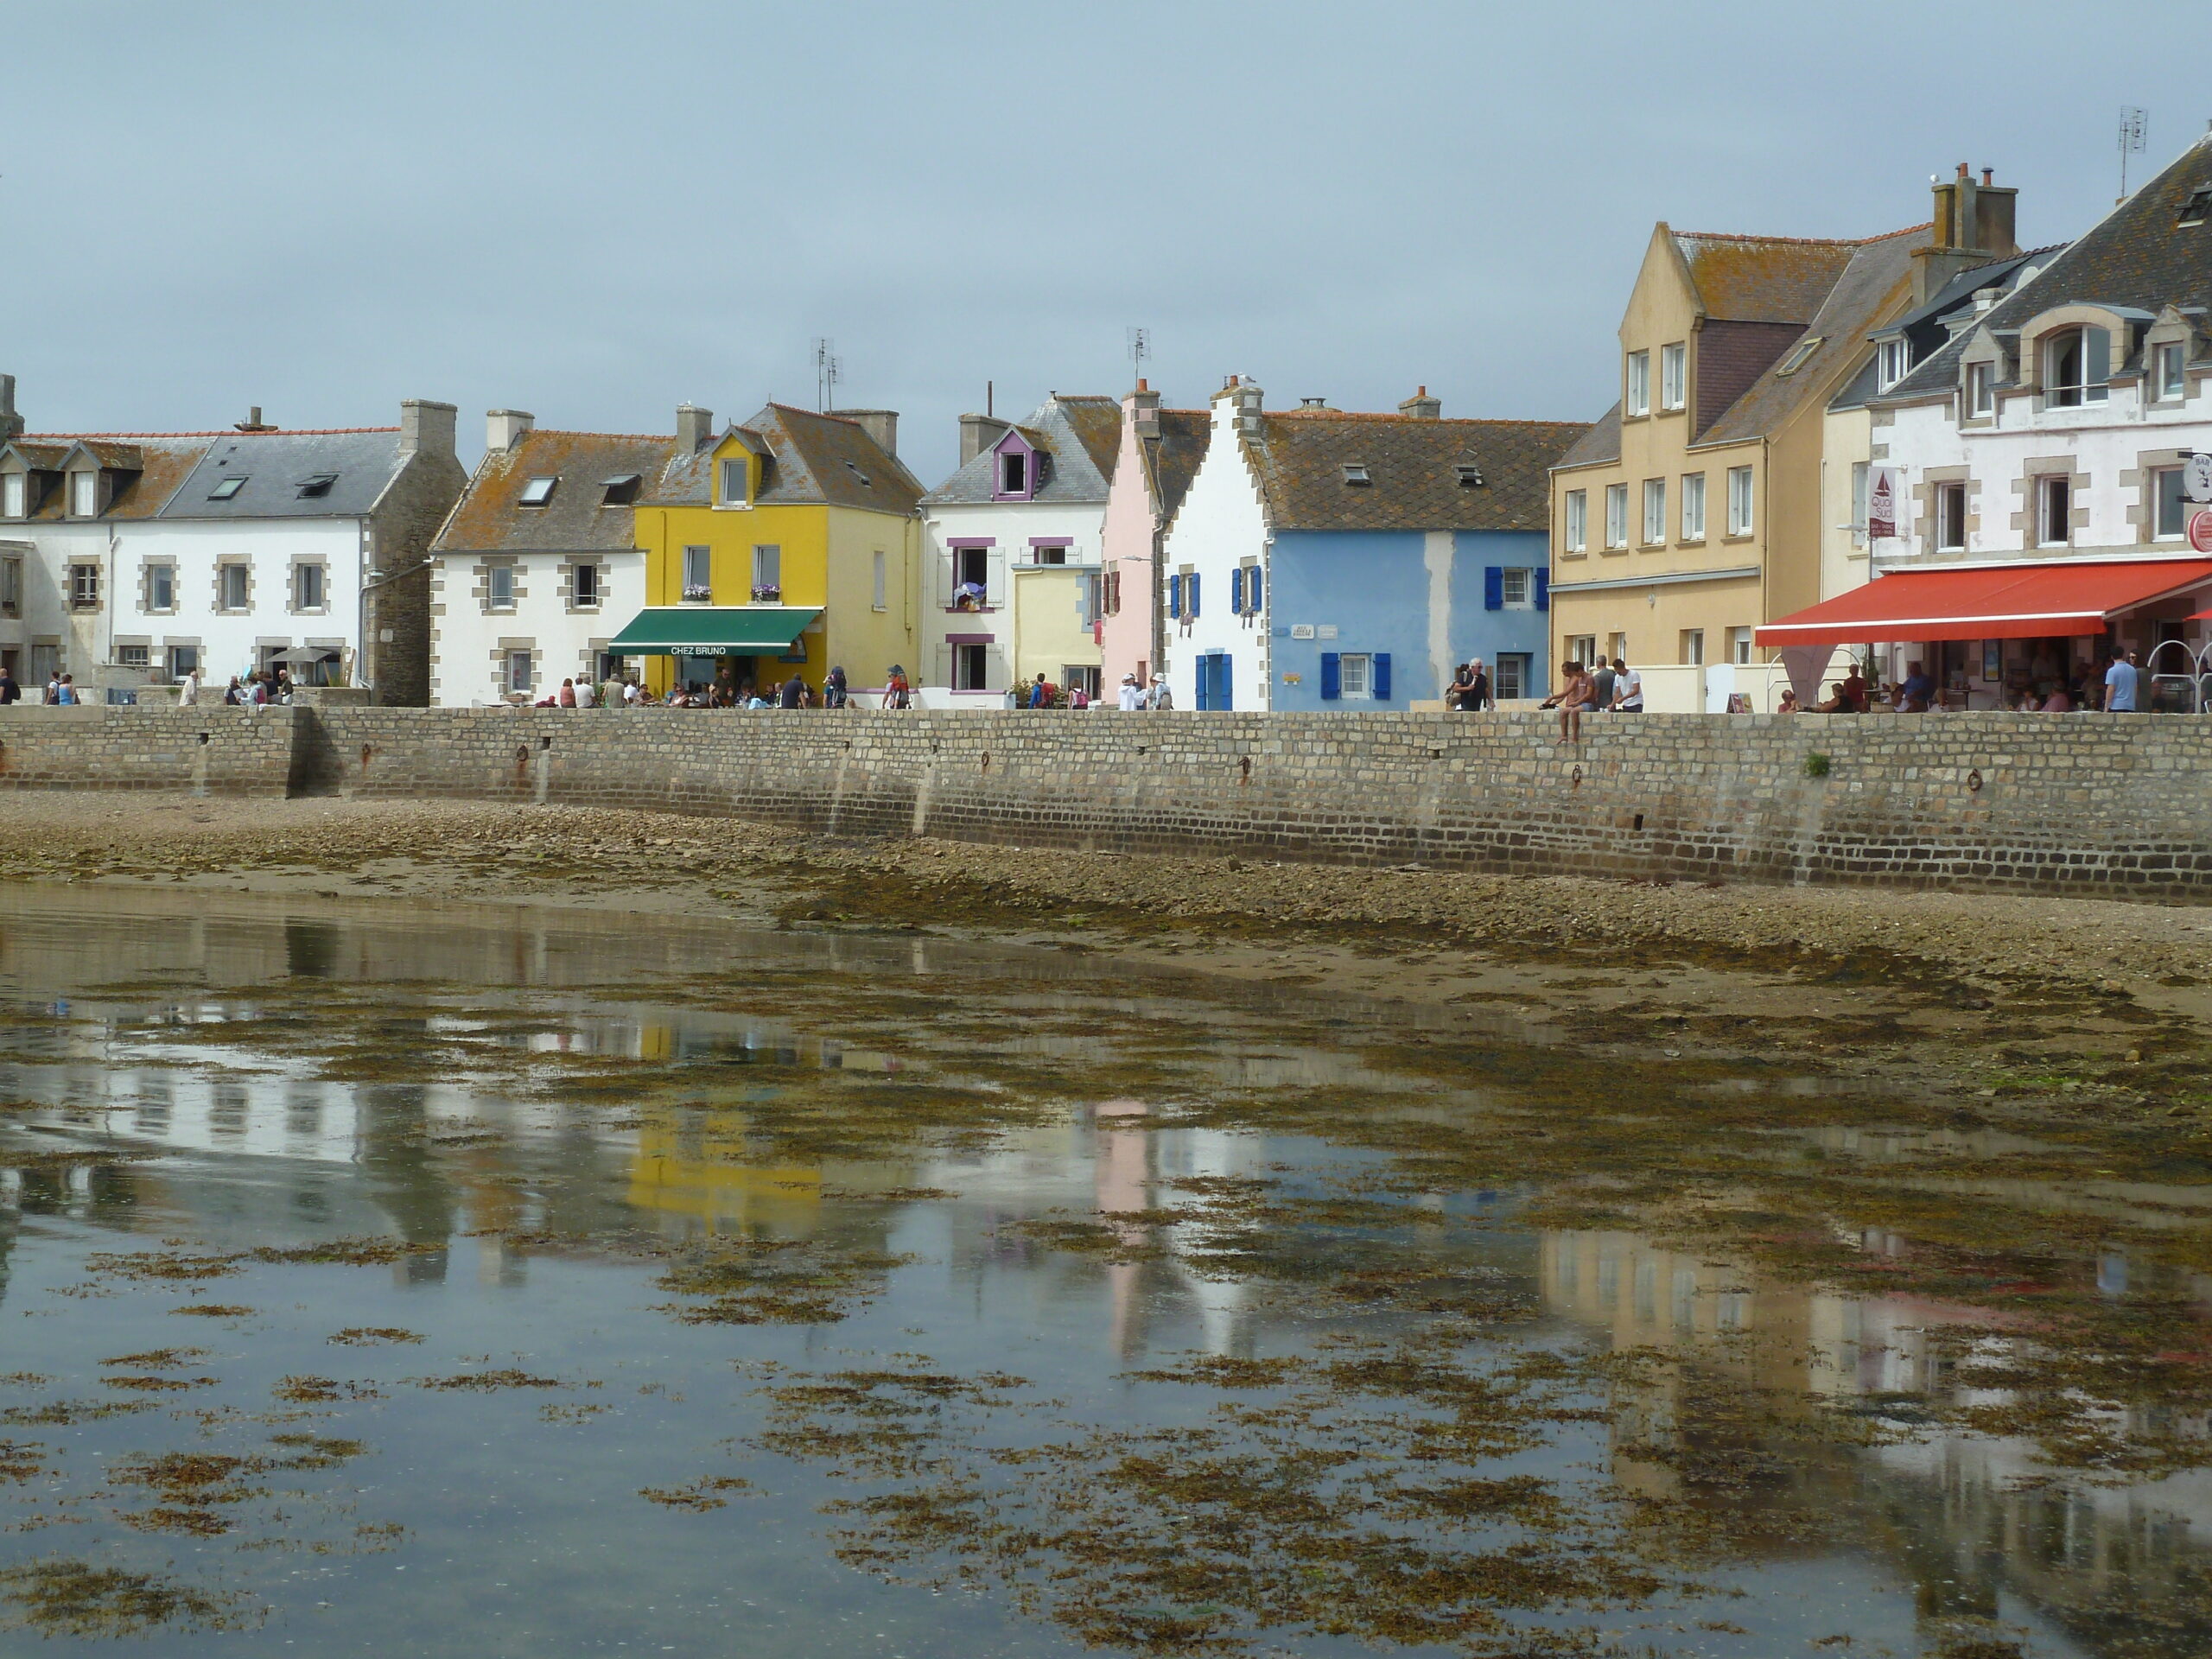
0;375;20;442
836;408;899;458
486;409;536;453
676;404;714;454
398;399;456;456
1914;162;2021;303
960;412;1012;464
1397;385;1442;418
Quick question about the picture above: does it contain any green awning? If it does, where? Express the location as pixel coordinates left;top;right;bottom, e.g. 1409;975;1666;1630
604;607;822;656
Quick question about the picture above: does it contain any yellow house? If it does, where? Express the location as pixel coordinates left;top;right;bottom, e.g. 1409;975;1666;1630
613;402;920;698
1548;216;1932;708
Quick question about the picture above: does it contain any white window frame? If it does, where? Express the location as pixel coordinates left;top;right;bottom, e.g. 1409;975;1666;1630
146;563;175;613
682;545;712;601
1493;654;1529;701
2038;474;2073;547
1625;351;1651;417
219;563;250;613
1935;482;1967;551
1604;482;1629;549
1876;340;1910;391
1563;489;1587;553
872;550;887;611
719;459;748;507
68;471;97;518
1338;652;1371;699
505;650;534;696
1680;472;1706;541
69;563;100;609
1680;628;1704;667
1660;343;1686;411
1849;462;1870;548
1967;361;1994;416
0;473;22;518
294;563;327;611
953;642;988;691
573;562;602;607
1728;626;1753;665
999;451;1027;494
1567;633;1596;670
486;565;517;612
751;543;781;597
2156;342;2187;402
1500;567;1533;609
1641;478;1666;545
167;644;199;680
1726;467;1754;537
2154;467;2188;539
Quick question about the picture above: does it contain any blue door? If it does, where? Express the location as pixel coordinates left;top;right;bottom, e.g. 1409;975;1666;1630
1198;652;1232;710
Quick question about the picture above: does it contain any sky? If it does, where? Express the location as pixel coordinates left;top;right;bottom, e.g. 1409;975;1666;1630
7;0;2209;484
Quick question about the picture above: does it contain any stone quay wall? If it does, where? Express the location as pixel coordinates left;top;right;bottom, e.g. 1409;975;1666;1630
3;704;2209;899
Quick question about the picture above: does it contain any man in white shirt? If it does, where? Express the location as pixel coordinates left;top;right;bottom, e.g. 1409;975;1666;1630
1147;676;1173;710
177;668;200;708
1116;674;1144;711
1611;658;1643;712
574;677;597;709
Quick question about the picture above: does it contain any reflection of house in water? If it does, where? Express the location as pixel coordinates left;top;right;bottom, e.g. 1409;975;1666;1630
1543;1228;2212;1655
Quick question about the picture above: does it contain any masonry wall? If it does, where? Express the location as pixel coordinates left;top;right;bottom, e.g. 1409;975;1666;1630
3;705;2209;901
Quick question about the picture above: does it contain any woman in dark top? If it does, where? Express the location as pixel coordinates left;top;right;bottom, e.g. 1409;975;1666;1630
1461;661;1491;712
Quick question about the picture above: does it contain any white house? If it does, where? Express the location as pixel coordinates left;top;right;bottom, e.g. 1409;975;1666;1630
0;382;463;702
426;410;663;705
916;394;1116;706
1761;134;2212;709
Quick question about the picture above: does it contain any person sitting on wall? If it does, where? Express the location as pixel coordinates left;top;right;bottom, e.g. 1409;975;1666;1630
1541;661;1593;745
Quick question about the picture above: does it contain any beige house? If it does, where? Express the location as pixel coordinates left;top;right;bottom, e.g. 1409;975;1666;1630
1548;193;1993;707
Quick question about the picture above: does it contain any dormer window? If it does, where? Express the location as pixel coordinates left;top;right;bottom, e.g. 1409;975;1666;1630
296;473;337;499
999;451;1027;494
2044;326;2110;407
1774;336;1824;378
207;475;246;502
0;474;22;518
719;459;748;506
2154;342;2187;402
1455;465;1484;487
518;476;557;506
1967;361;1995;416
1341;463;1371;486
1875;339;1911;391
69;472;99;517
1625;350;1651;416
601;474;641;505
2179;185;2212;228
1660;342;1686;409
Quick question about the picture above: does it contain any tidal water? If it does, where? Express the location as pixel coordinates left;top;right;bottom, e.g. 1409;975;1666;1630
0;888;2202;1658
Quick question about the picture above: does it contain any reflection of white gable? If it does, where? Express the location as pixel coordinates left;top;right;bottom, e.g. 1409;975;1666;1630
41;1067;365;1163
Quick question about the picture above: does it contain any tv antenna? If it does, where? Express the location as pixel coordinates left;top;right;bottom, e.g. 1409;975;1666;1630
2119;106;2148;200
1127;326;1150;380
812;337;841;412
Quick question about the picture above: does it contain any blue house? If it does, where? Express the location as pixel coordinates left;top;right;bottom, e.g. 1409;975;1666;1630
1160;381;1588;709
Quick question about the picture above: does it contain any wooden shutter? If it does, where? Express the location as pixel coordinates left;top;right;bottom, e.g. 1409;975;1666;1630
1167;574;1183;619
1319;652;1341;700
1230;568;1245;614
1534;569;1550;612
1484;566;1503;610
1372;653;1391;701
1188;572;1201;617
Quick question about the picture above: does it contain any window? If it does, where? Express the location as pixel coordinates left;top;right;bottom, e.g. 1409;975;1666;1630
1607;632;1628;664
1625;351;1650;416
207;475;246;502
1564;489;1587;553
1567;633;1596;669
2155;343;2187;402
1728;626;1753;665
1032;543;1067;564
1455;464;1484;487
518;476;557;507
296;473;337;499
1103;568;1122;615
1681;472;1706;541
843;460;871;487
954;546;989;596
295;564;326;609
1340;463;1371;486
2044;327;2110;407
118;643;149;670
719;460;747;506
69;472;98;517
487;565;516;610
0;556;18;617
601;474;641;505
0;473;22;518
872;550;887;611
1935;482;1967;551
219;564;250;611
953;642;988;690
1850;462;1870;547
1774;335;1824;378
2038;474;2073;546
70;563;99;609
1338;652;1371;698
1064;665;1102;701
1500;567;1532;609
1493;653;1529;701
147;563;175;612
1660;342;1685;410
1967;361;1995;416
167;645;199;680
751;544;781;600
2179;184;2212;227
1641;478;1666;544
1679;629;1704;667
1185;571;1200;617
1604;482;1629;549
999;451;1027;494
1234;563;1264;615
2156;467;2188;538
1876;339;1910;391
573;563;602;607
682;545;712;602
505;651;534;696
1726;467;1754;536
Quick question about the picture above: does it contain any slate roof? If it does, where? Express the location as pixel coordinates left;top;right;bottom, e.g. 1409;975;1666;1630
921;393;1121;505
434;429;677;554
1248;413;1589;533
162;429;416;519
1554;402;1621;469
4;435;213;520
1882;134;2212;402
1670;230;1867;324
1147;409;1211;530
651;404;921;515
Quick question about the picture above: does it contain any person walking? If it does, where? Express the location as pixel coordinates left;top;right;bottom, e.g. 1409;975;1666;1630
600;667;625;709
0;666;17;705
1116;673;1143;711
824;666;849;709
778;671;806;709
177;665;200;708
1147;675;1173;710
1027;672;1050;709
1611;657;1642;712
2103;645;2139;712
1464;658;1492;711
43;670;61;705
55;674;79;706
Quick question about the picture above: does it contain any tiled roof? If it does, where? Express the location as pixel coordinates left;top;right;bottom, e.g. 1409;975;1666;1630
1145;409;1211;531
921;394;1119;505
434;429;677;554
3;435;212;521
657;404;919;514
1553;403;1621;470
1883;135;2212;402
1248;413;1588;532
1670;229;1873;324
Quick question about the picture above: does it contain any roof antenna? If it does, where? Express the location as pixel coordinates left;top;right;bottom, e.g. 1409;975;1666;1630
1127;326;1150;385
986;379;993;419
812;338;840;413
2119;105;2148;201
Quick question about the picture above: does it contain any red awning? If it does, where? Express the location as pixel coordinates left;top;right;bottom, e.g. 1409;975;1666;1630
1755;559;2212;648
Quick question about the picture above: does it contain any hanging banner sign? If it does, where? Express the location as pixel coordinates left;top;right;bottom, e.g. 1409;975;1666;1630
1866;466;1902;541
2185;453;2212;505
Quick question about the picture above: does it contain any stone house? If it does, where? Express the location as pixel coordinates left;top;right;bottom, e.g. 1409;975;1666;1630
1097;380;1209;695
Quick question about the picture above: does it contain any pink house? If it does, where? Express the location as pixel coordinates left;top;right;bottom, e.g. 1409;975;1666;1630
1097;380;1210;693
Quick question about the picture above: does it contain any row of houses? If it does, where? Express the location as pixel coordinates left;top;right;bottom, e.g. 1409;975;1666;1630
8;131;2210;711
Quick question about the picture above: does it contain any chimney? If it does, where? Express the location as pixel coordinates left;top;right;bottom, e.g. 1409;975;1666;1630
0;374;20;442
399;399;456;457
1299;397;1330;410
960;412;1012;464
676;404;713;454
1914;163;2021;303
234;405;276;433
486;409;536;454
836;408;899;458
1398;385;1442;419
1129;378;1161;441
1235;380;1265;440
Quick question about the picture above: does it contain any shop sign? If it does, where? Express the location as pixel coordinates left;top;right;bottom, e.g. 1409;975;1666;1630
2186;452;2212;505
1867;466;1901;540
2190;508;2212;554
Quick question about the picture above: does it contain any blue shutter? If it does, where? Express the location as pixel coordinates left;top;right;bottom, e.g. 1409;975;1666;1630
1534;569;1550;612
1249;566;1264;613
1320;653;1341;700
1167;574;1183;619
1484;566;1503;610
1230;567;1245;614
1217;653;1233;712
1372;652;1392;702
1188;572;1201;617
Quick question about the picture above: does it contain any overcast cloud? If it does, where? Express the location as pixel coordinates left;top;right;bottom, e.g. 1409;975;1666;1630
6;0;2206;481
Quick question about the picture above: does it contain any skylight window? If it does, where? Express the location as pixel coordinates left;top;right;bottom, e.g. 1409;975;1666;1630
518;476;557;506
296;473;337;499
600;474;641;505
2179;185;2212;228
208;475;247;500
1456;465;1485;487
1341;463;1371;486
1773;335;1825;377
843;460;872;487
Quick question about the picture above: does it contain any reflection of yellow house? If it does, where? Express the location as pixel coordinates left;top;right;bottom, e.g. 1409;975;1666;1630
612;403;921;700
627;1121;823;1229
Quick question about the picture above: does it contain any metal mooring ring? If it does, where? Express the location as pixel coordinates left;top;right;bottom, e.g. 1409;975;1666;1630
1966;767;1983;792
